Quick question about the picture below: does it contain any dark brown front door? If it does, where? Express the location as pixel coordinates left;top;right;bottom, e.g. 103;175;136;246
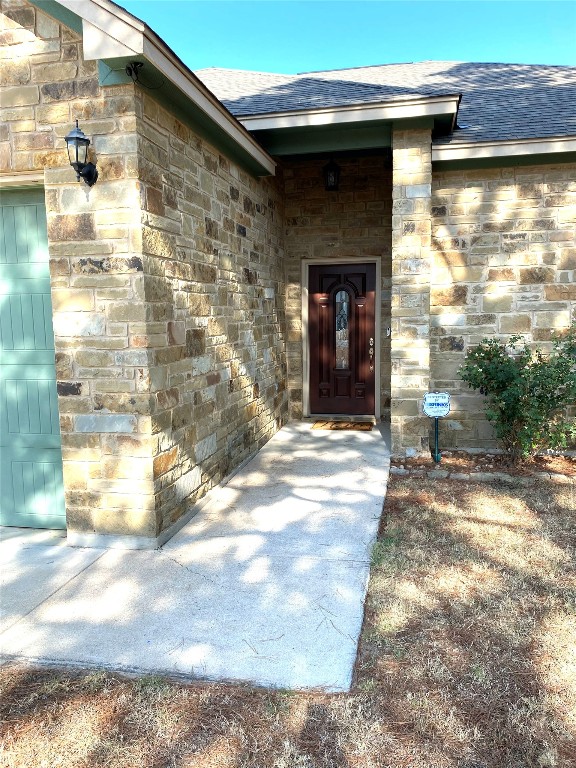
309;263;376;415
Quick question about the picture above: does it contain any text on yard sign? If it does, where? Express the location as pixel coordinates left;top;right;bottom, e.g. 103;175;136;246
422;392;451;418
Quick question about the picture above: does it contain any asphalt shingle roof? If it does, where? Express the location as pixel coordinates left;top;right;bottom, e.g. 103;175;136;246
195;62;576;145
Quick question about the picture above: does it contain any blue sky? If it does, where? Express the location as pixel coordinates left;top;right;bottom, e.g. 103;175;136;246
117;1;576;73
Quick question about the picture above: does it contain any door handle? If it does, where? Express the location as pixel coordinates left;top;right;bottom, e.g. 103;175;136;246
369;337;374;372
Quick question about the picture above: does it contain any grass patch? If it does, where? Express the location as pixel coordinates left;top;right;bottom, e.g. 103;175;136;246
1;477;574;767
370;534;396;567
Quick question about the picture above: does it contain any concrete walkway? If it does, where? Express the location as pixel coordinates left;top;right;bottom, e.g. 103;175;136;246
0;422;390;692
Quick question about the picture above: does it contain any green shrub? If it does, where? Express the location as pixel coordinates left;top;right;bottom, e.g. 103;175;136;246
459;328;576;462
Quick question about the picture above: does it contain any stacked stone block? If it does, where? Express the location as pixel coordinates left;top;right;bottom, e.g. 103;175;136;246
283;154;393;419
3;0;575;542
1;0;156;538
1;0;288;543
137;92;288;533
390;128;433;455
430;162;576;449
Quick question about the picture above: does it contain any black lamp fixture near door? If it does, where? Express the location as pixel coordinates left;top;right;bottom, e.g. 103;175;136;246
323;159;340;191
64;120;98;186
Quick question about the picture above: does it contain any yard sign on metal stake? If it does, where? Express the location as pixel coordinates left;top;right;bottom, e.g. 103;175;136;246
422;392;451;463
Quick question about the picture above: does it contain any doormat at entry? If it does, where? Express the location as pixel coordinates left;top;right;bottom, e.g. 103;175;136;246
312;421;373;431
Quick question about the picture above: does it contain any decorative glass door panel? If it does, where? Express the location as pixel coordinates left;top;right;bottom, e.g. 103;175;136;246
309;263;376;415
335;290;350;370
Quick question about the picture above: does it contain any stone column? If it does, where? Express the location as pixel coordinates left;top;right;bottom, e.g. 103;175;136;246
390;127;432;456
45;100;159;547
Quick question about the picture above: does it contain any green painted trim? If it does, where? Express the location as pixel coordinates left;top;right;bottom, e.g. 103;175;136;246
28;0;82;33
0;189;45;205
98;60;136;87
99;58;271;176
253;123;392;156
252;116;450;157
392;118;435;131
433;151;576;171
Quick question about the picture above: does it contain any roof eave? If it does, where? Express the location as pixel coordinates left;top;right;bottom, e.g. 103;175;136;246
50;0;276;176
237;94;462;132
432;135;576;161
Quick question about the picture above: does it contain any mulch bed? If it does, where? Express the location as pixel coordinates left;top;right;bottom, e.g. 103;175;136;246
391;450;576;480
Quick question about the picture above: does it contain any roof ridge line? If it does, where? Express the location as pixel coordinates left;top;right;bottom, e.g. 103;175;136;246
297;60;576;76
296;60;471;75
194;67;292;77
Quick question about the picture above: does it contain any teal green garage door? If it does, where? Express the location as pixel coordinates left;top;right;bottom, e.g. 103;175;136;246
0;189;65;529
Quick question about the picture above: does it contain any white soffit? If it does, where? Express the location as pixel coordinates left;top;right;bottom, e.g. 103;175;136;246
433;135;576;161
238;95;461;131
54;0;275;175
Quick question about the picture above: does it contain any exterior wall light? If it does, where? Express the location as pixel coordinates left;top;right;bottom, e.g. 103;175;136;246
64;120;98;186
323;159;340;191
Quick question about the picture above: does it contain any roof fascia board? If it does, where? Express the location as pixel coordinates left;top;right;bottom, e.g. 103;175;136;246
52;0;275;175
54;0;145;54
137;40;275;174
433;136;576;161
238;95;461;131
98;58;271;176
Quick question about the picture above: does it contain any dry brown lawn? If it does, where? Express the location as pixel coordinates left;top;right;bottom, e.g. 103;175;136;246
1;476;575;768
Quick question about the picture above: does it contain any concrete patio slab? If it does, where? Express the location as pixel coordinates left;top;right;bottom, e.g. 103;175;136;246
0;422;390;691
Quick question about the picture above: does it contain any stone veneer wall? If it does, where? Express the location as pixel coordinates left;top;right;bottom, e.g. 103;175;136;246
1;0;288;541
138;92;287;533
1;0;153;538
390;128;433;456
283;154;393;419
430;162;576;449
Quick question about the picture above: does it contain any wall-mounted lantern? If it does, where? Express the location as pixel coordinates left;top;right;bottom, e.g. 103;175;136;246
64;120;98;186
323;159;340;192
